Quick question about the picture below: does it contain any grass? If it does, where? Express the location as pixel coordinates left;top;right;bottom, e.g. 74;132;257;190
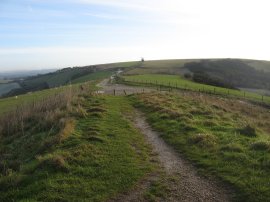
123;59;270;75
0;85;68;115
123;74;270;103
0;81;100;115
0;89;156;201
71;70;114;84
131;92;270;202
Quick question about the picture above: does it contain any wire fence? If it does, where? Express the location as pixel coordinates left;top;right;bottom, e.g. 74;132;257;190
120;78;270;105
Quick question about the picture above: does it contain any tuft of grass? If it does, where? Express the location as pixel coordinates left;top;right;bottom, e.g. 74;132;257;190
238;125;257;137
37;154;69;172
188;133;217;148
250;141;270;151
220;143;244;153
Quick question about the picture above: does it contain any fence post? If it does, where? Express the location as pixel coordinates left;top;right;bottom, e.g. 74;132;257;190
114;89;116;96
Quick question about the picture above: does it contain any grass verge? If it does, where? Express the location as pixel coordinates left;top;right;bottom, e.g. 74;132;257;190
131;92;270;202
0;91;155;201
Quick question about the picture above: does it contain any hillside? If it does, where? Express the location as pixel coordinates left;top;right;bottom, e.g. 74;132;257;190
1;67;270;201
2;58;270;98
123;58;270;92
1;61;143;97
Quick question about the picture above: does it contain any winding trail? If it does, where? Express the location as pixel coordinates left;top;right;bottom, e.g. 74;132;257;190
100;79;233;202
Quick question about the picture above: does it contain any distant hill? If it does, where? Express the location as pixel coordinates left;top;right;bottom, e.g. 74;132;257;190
2;58;270;97
1;62;139;97
184;59;270;90
123;58;270;90
0;69;57;79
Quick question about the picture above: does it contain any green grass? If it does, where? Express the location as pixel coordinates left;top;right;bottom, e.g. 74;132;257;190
0;86;66;115
123;74;270;103
123;59;270;75
71;70;114;84
132;92;270;202
0;94;155;201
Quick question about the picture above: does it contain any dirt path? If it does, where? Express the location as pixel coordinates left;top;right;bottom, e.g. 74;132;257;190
133;111;232;202
97;79;156;95
100;79;233;202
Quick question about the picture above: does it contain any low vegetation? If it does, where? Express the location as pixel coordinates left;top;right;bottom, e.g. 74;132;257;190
131;92;270;202
0;81;156;201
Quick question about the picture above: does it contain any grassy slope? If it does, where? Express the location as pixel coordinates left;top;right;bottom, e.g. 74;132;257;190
132;92;270;202
123;74;270;103
0;94;155;201
71;71;114;84
123;59;270;75
0;86;68;115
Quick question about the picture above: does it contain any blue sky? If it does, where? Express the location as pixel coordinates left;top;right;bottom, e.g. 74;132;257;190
1;0;270;71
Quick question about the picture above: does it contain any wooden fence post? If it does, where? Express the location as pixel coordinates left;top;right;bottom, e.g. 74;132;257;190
114;89;116;96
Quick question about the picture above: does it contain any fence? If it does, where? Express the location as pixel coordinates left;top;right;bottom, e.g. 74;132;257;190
120;78;270;104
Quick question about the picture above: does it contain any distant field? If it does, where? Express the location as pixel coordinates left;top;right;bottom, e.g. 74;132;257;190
0;82;21;96
0;79;12;84
123;74;270;103
71;70;114;84
123;59;270;75
123;59;196;75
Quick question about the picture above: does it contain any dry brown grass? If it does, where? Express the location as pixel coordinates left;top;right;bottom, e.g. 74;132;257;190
0;83;92;137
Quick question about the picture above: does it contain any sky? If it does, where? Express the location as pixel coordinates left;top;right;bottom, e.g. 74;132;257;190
1;0;270;71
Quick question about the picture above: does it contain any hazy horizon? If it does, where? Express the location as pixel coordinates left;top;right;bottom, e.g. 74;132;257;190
1;0;270;71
